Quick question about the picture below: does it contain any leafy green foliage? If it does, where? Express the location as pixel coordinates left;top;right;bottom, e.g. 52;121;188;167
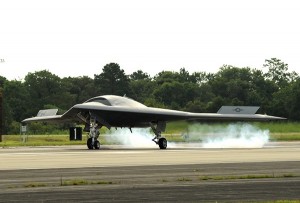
94;63;130;95
0;58;299;134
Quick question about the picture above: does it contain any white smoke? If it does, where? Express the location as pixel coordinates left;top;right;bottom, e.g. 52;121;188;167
105;128;156;148
186;123;269;148
104;123;269;149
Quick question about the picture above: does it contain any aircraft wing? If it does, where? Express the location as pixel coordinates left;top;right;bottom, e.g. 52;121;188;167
22;102;285;127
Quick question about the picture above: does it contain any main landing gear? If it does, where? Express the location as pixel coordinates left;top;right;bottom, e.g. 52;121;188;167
153;137;168;149
151;121;168;149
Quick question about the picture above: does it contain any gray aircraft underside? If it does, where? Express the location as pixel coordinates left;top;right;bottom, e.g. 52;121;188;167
22;95;285;149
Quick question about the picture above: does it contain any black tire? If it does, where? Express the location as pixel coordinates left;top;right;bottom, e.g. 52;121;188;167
94;140;100;149
87;138;94;150
158;138;167;149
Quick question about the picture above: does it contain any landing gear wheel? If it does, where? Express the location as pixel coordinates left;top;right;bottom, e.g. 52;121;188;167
158;138;167;149
94;140;100;149
87;138;93;150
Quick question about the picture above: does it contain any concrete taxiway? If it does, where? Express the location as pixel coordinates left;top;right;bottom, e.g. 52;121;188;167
0;142;300;202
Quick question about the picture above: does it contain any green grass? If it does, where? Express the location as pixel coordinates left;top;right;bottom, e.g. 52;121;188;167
0;134;87;147
24;182;47;188
95;180;113;185
62;179;89;186
177;177;192;182
255;122;300;133
269;133;300;141
62;179;113;186
7;179;113;189
198;174;296;181
165;121;190;134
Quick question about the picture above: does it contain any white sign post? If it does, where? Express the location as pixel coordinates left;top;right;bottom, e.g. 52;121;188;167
20;125;28;143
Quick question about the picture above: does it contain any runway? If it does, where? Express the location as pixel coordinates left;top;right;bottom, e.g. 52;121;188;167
1;142;300;170
0;142;300;202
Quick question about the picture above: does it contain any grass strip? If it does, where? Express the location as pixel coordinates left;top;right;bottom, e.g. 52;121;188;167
62;179;113;186
24;182;47;188
198;174;296;181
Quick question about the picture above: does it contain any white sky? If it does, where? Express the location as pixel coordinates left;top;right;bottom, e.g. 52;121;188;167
1;0;300;80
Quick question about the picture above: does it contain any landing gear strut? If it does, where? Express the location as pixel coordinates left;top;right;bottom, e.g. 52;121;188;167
87;117;101;150
150;121;167;149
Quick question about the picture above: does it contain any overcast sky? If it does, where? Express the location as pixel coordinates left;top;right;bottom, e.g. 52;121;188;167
1;0;300;80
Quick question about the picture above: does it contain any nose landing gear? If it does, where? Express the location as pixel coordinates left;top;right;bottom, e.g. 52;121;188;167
87;118;101;150
87;138;100;150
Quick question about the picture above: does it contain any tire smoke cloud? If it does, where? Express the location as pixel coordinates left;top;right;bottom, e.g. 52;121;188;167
105;128;156;148
186;123;269;148
104;123;269;149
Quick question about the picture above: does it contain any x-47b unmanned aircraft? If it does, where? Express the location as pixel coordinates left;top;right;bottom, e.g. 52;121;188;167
22;95;285;149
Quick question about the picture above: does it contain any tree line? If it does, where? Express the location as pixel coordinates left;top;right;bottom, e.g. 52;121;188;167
0;58;299;134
